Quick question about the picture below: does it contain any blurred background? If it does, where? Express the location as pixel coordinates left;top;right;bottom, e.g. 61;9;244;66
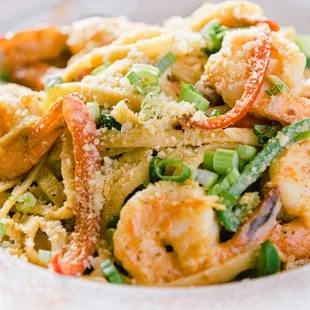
0;0;309;33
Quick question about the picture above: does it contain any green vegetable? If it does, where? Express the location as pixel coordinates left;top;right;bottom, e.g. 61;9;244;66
203;151;215;171
257;240;280;276
101;259;125;284
179;82;210;111
210;168;239;195
91;62;112;75
154;158;191;182
16;192;37;213
192;168;218;190
213;149;239;175
230;118;310;200
0;222;6;241
210;109;220;117
100;112;122;130
149;157;162;183
156;51;176;74
217;118;310;231
86;102;101;125
237;145;257;162
293;130;310;142
45;75;64;91
295;35;310;68
217;192;259;232
201;19;228;55
265;75;289;97
126;64;160;95
253;125;280;144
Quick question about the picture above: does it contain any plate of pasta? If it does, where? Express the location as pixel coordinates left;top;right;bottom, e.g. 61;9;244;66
1;0;310;309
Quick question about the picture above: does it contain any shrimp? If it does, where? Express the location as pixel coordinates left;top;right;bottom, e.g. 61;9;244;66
0;26;68;69
113;181;281;285
203;25;309;125
271;220;310;261
270;139;310;227
9;63;60;91
0;93;103;276
186;1;279;31
0;83;44;138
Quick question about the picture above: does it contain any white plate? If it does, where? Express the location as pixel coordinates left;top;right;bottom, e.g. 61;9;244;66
1;1;310;309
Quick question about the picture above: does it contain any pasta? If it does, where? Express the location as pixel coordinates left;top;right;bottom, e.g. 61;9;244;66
1;0;310;286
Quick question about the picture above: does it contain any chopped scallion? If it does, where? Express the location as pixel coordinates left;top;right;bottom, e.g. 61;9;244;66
210;109;220;117
126;64;160;95
203;151;215;170
192;168;218;190
45;75;64;91
179;82;210;111
237;145;257;162
154;158;191;183
86;102;101;125
156;52;177;74
149;157;162;183
256;240;280;277
101;259;125;284
213;149;239;175
265;75;289;97
91;62;112;75
293;130;310;142
201;19;228;55
16;192;37;213
253;125;280;144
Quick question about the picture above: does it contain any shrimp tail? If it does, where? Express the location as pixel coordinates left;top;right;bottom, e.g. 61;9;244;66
217;185;281;263
51;94;103;276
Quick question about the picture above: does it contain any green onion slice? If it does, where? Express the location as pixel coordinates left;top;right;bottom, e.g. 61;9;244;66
256;240;280;276
16;192;37;213
156;51;177;74
86;102;101;125
294;35;310;68
155;158;191;182
149;157;162;183
213;149;239;175
45;75;64;91
293;130;310;142
38;249;52;262
203;151;215;171
192;168;218;190
179;82;210;111
101;259;125;284
100;112;121;130
126;64;160;95
253;125;281;144
265;75;289;97
201;19;228;55
91;62;112;75
237;145;257;162
210;109;220;117
0;222;7;241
